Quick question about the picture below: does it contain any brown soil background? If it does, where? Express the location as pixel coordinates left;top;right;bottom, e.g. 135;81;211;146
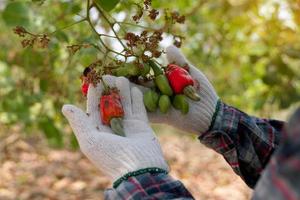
0;125;251;200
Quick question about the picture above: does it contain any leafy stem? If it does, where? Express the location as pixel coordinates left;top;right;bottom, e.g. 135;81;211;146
92;2;127;50
117;21;157;31
50;17;87;35
86;1;127;58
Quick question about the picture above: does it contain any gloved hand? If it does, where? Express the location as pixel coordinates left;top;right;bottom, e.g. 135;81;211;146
138;45;220;135
62;76;169;184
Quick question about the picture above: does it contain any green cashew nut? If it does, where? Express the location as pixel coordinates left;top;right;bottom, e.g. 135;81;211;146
112;63;151;77
155;74;173;96
148;60;173;96
126;63;140;76
143;90;159;112
172;95;189;114
112;67;129;77
158;95;171;114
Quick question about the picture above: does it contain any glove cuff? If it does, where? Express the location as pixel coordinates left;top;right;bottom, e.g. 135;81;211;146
188;95;219;135
113;167;168;188
207;99;222;131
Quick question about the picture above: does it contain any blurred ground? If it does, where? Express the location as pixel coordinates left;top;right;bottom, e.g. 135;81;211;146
0;125;251;200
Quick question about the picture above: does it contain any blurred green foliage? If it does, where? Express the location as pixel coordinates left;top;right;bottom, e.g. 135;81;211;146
0;0;299;147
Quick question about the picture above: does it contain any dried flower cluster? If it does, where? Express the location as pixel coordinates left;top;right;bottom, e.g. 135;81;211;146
132;0;159;22
170;11;185;24
13;26;50;48
13;0;186;85
173;35;184;48
67;44;91;55
124;30;162;60
82;0;186;84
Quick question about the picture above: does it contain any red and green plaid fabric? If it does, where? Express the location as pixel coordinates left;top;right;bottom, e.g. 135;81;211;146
199;102;284;188
105;102;300;200
105;172;194;199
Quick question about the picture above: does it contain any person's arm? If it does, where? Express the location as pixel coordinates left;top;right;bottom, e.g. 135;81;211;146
252;108;300;200
200;101;285;188
105;172;194;200
128;45;286;188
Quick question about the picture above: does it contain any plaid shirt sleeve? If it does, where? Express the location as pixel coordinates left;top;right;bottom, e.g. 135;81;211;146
199;101;285;188
252;108;300;200
104;172;194;200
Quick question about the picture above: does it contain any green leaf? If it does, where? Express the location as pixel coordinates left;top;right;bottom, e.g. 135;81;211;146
94;0;120;12
2;2;30;26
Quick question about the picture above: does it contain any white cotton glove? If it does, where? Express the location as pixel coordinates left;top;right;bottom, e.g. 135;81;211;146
147;45;219;135
61;76;169;183
132;45;219;135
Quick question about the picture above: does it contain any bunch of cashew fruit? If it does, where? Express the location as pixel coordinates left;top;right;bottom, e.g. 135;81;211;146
81;60;200;136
